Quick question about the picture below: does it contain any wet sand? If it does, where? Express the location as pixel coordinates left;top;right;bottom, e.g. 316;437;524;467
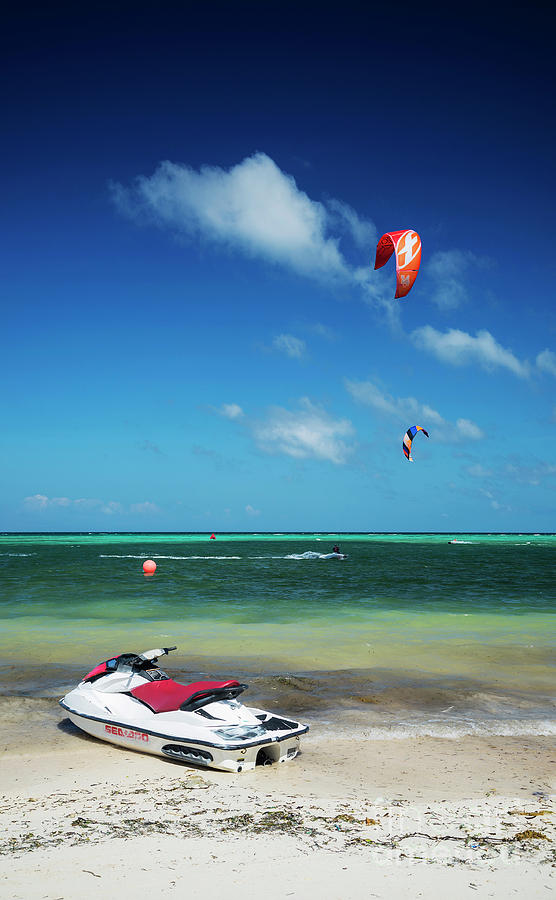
0;698;554;899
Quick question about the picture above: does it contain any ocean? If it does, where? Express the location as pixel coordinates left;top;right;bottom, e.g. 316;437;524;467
0;532;554;739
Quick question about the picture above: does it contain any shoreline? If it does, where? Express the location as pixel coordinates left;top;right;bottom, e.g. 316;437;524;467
1;660;554;741
1;708;554;898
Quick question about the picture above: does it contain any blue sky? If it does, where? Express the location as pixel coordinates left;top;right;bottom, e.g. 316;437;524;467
2;1;555;532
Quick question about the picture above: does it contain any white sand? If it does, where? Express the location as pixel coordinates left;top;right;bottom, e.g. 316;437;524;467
0;706;554;899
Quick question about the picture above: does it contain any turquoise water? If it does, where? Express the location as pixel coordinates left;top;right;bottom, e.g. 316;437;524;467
1;533;554;737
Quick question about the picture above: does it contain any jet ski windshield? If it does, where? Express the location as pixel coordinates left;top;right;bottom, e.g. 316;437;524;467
139;647;177;662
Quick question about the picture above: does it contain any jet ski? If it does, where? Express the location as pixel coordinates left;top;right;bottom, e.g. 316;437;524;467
320;552;347;560
60;646;308;773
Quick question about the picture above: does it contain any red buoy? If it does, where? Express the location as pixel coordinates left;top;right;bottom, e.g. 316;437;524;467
143;559;156;576
210;533;216;540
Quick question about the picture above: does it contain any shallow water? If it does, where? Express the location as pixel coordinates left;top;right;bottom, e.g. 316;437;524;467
0;533;554;737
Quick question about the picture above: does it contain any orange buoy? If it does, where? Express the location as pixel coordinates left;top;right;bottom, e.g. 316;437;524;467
143;559;156;576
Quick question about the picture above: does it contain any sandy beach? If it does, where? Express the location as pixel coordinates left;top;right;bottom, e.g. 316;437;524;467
1;698;554;899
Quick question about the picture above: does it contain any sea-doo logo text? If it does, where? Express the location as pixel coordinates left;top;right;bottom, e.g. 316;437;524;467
105;725;149;742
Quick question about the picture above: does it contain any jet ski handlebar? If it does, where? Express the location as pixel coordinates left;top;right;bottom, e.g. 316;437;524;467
180;683;247;711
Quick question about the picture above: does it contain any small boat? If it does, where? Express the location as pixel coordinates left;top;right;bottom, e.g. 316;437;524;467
60;646;308;772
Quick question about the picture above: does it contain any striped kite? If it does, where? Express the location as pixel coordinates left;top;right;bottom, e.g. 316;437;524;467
403;425;429;462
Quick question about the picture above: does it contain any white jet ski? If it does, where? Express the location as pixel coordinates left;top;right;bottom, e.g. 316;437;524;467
320;552;347;560
60;646;308;772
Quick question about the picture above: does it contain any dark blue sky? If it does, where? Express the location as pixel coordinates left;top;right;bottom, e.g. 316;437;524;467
4;2;554;212
2;1;555;531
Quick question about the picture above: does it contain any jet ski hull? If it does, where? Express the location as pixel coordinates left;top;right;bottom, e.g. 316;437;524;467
60;691;307;773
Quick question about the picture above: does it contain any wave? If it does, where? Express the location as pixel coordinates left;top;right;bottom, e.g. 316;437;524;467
358;719;556;739
99;552;344;561
248;555;293;559
317;717;556;740
285;551;343;560
99;554;242;560
0;552;36;557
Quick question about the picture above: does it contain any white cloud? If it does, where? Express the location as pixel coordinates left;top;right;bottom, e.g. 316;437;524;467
218;403;244;419
245;504;260;516
411;326;530;378
466;458;555;487
112;152;350;280
252;397;355;464
273;333;306;358
536;348;556;376
24;494;87;509
466;463;492;478
425;250;488;309
23;495;159;516
345;379;443;426
480;488;510;513
100;501;123;515
130;501;160;515
325;198;377;250
311;322;336;341
24;494;51;509
504;460;556;486
345;378;484;443
455;418;484;440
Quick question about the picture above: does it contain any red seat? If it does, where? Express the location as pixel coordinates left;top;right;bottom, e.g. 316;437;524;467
130;679;241;713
